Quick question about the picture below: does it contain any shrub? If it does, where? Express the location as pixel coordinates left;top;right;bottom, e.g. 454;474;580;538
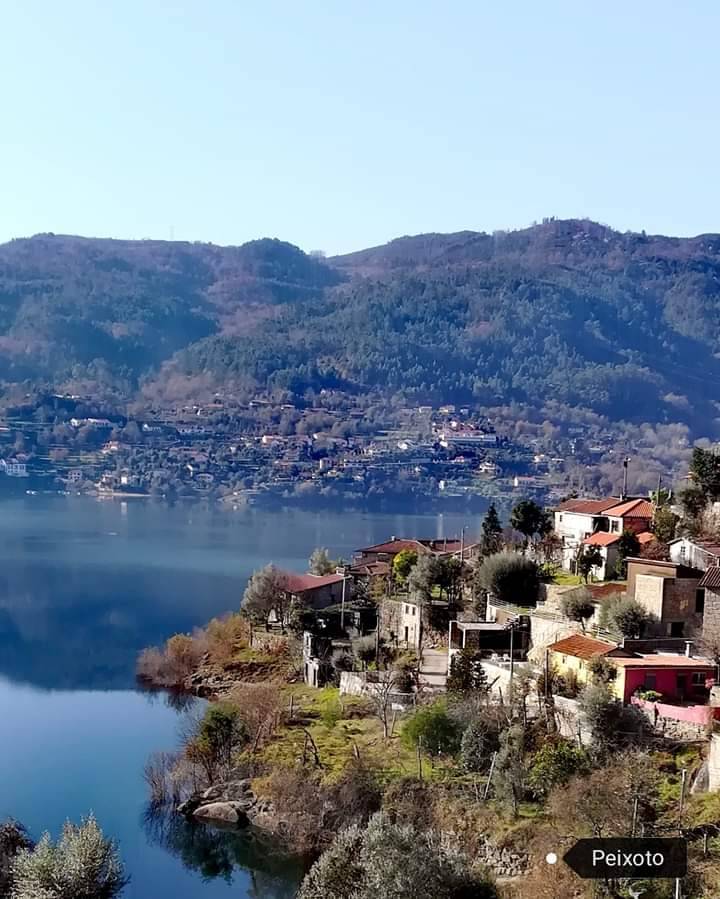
601;595;650;638
0;821;32;896
476;552;539;606
447;648;489;695
136;632;205;687
460;720;500;773
297;813;499;899
11;814;127;899
402;701;461;756
527;739;590;798
587;653;617;684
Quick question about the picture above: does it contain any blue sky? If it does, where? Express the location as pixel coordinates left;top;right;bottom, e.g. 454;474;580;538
1;1;718;254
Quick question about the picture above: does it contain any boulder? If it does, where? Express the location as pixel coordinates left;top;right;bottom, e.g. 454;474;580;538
193;801;249;827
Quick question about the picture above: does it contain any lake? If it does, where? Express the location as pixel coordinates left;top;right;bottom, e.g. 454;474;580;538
0;495;477;898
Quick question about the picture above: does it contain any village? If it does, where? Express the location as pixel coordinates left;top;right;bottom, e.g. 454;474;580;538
0;390;685;508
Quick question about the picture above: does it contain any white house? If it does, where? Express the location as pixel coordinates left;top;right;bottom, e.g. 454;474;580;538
669;537;720;572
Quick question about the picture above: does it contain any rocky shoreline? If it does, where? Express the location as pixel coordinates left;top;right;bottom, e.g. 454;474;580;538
177;777;276;829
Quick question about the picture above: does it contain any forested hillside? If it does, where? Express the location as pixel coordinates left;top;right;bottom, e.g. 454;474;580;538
1;219;720;436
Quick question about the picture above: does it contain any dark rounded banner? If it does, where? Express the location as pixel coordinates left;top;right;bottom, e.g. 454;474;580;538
563;838;687;880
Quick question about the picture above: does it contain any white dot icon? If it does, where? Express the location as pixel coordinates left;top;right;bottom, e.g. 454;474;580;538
546;852;558;865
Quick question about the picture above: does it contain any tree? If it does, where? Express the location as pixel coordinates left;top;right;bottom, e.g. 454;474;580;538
690;447;720;501
407;554;441;601
492;724;527;817
476;552;540;606
575;546;603;583
297;813;498;899
653;505;678;543
560;589;595;629
459;720;499;773
0;821;32;896
602;595;649;638
241;564;288;631
615;529;641;576
587;653;617;684
527;739;590;798
510;499;550;546
185;702;247;784
401;701;462;756
309;548;334;575
437;556;463;604
392;549;418;582
578;683;624;751
10;814;127;899
480;504;503;556
446;647;489;695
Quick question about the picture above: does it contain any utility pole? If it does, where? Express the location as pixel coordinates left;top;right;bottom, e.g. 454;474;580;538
509;620;515;687
340;571;347;631
622;457;631;500
460;526;466;563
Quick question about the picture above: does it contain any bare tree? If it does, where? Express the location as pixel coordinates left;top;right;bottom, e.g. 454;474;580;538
367;671;401;739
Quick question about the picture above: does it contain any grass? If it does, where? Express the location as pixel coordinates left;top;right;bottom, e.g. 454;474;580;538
551;571;584;586
254;685;454;782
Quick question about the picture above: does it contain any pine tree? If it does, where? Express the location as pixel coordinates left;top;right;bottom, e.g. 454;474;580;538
480;504;503;556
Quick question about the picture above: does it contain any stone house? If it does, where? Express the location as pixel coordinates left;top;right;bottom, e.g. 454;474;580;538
626;558;704;638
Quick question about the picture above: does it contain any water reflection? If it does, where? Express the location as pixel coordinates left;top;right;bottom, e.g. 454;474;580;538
142;804;305;897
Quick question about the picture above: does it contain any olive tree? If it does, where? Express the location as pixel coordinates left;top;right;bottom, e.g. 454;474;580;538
298;813;498;899
11;814;127;899
476;552;540;606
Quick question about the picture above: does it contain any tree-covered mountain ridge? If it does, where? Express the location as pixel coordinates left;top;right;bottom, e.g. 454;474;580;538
2;218;720;436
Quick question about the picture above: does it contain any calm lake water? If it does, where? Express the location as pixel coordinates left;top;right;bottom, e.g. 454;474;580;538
0;495;477;898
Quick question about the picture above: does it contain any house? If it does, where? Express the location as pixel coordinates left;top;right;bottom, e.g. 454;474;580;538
698;566;720;644
669;537;720;572
547;634;620;690
354;536;479;567
581;532;622;580
277;571;347;609
548;634;715;704
554;496;654;571
448;618;530;664
626;558;704;638
0;459;28;477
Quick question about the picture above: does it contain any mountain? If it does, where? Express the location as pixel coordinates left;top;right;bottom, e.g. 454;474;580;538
2;219;720;436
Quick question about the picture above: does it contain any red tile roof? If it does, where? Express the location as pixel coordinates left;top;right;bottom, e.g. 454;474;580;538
349;561;391;577
637;531;656;545
583;532;621;547
603;498;654;519
557;497;621;515
548;634;618;660
278;571;345;593
357;539;427;555
586;583;626;599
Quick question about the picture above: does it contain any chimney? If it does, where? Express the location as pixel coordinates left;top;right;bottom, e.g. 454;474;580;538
390;535;396;542
685;641;693;658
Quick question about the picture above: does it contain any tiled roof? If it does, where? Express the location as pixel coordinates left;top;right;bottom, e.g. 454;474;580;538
349;561;391;577
612;654;714;670
584;532;621;547
699;567;720;589
637;531;656;545
603;498;654;519
278;571;345;593
586;583;626;599
548;634;618;660
557;497;621;515
357;539;425;554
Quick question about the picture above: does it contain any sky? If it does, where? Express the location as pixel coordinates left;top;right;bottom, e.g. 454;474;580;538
0;0;718;255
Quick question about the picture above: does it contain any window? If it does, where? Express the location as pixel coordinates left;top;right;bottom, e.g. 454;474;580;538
644;674;657;690
692;672;706;686
412;606;416;616
670;621;685;637
610;520;620;533
558;514;563;523
404;605;409;614
696;589;705;614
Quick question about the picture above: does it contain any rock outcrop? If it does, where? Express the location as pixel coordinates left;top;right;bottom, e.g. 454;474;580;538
177;777;276;830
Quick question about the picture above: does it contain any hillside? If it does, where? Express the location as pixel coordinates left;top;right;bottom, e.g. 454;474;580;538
2;220;720;436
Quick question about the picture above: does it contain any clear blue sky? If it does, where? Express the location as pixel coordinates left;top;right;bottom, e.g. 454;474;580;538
1;1;718;254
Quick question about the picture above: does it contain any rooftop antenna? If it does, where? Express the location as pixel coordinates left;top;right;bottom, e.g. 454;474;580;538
621;457;631;500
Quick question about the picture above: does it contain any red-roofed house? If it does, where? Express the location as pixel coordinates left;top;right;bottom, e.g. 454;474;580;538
277;570;347;609
354;536;479;566
554;495;654;577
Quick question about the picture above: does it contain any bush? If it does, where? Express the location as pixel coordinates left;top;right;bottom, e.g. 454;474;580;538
136;632;205;687
447;648;489;695
578;683;623;750
601;595;650;638
587;653;617;684
0;821;32;896
460;720;500;773
10;814;127;899
402;701;461;756
527;739;590;798
476;552;540;606
297;813;498;899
